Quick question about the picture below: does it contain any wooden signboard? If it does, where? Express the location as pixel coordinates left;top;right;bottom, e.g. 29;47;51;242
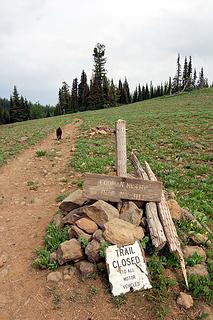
106;241;152;296
83;173;162;202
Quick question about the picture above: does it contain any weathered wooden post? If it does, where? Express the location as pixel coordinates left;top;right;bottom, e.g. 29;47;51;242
129;152;167;251
115;119;127;177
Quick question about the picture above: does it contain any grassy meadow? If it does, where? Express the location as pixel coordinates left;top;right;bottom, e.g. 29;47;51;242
0;88;212;221
72;88;213;221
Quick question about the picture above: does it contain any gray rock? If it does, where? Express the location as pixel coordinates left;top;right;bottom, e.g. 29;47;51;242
119;201;142;226
183;245;206;260
177;292;193;309
103;218;144;246
62;206;86;225
47;271;63;283
56;239;84;265
84;200;119;228
59;189;87;212
85;239;101;262
75;260;96;279
76;217;98;234
187;264;209;277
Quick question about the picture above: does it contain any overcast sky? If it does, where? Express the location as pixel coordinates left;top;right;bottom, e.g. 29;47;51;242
1;0;213;105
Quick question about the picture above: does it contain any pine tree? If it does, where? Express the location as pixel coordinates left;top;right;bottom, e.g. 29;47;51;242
71;78;78;112
108;79;118;107
58;81;71;114
172;54;182;93
186;56;192;90
123;78;131;104
192;68;197;88
145;83;150;99
198;67;205;89
92;43;107;108
10;86;27;122
138;84;142;101
149;82;154;99
103;76;109;106
132;87;138;103
78;70;89;111
182;57;188;89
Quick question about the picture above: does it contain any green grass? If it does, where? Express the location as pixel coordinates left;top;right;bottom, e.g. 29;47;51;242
70;88;213;220
1;89;212;222
33;221;69;270
0;114;75;165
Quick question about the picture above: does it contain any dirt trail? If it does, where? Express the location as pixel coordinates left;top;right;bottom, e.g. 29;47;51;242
0;120;155;320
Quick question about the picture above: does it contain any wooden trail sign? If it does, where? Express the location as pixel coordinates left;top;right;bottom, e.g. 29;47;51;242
83;173;162;202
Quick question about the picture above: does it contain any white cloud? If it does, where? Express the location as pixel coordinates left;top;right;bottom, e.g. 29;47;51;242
0;0;213;104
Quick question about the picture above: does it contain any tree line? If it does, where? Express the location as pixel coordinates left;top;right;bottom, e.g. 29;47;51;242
0;44;210;124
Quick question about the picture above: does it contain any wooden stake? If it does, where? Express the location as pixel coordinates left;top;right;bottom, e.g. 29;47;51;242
115;120;127;211
144;161;188;288
129;152;167;251
115;120;127;177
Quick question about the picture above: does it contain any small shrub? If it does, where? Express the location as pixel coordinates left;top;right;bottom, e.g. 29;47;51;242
188;274;213;303
33;248;58;270
186;252;204;267
35;150;46;157
90;286;99;295
109;294;127;307
78;236;88;249
99;241;111;258
140;236;149;249
45;222;69;252
55;192;69;203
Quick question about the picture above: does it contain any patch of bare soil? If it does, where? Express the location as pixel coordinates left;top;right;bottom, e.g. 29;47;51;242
0;120;209;320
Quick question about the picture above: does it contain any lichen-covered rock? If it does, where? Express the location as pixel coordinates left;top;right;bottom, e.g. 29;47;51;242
56;239;84;265
103;218;144;246
84;200;119;228
177;292;193;309
85;239;101;262
76;217;98;234
119;201;143;226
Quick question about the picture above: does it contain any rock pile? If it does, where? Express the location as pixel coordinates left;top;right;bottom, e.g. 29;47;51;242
51;189;146;278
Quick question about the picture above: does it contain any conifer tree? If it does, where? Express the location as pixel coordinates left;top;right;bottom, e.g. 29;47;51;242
71;78;78;112
132;87;138;103
123;78;131;104
138;84;142;101
149;82;154;99
58;81;71;114
192;68;197;88
78;70;89;111
198;67;205;89
172;54;182;93
10;86;27;122
145;83;150;99
108;79;118;107
92;43;107;108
